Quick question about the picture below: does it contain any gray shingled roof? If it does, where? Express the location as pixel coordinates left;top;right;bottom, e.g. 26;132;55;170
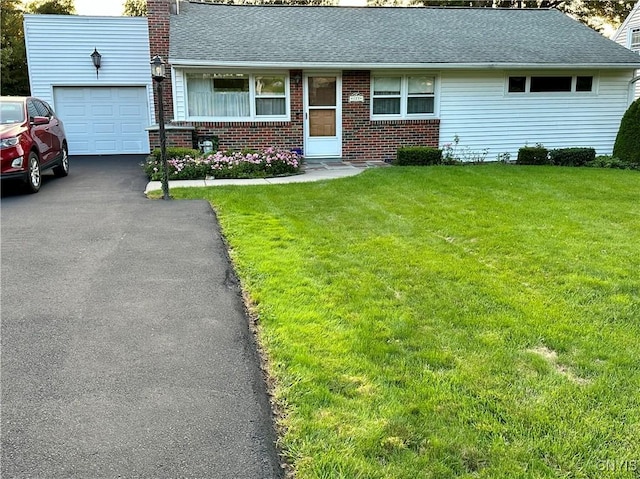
169;1;640;67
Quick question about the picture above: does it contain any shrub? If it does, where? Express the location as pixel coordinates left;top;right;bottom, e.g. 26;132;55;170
549;148;596;167
613;98;640;165
143;148;302;180
586;155;640;170
149;147;201;163
517;146;550;165
395;147;442;166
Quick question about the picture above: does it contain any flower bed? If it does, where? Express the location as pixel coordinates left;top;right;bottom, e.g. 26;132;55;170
143;148;303;180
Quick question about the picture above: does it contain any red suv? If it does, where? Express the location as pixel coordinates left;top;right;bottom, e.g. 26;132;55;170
1;96;69;193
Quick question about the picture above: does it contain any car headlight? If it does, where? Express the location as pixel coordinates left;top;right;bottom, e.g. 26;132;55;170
0;137;19;149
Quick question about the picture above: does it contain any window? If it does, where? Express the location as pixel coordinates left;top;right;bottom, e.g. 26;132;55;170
530;76;572;92
186;72;288;120
507;75;594;93
508;76;526;93
631;28;640;52
255;76;286;116
576;76;593;92
372;74;435;118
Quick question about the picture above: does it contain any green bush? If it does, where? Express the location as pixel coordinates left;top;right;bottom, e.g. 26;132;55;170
549;148;596;167
394;147;442;166
586;155;640;170
149;147;201;162
517;146;550;165
613;98;640;165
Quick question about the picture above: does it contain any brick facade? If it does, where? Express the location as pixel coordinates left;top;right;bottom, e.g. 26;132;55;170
341;70;439;162
147;2;440;161
148;127;195;150
148;0;174;121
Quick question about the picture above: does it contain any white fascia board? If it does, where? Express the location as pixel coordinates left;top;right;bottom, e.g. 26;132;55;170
169;59;640;70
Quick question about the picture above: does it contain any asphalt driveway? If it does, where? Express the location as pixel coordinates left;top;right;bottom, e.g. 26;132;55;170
1;156;282;478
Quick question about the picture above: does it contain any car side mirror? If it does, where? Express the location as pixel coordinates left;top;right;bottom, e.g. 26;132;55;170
31;116;49;126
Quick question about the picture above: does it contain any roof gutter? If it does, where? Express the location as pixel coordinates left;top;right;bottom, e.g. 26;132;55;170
169;59;640;70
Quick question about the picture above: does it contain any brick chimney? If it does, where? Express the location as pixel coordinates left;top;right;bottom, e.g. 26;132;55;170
147;0;174;121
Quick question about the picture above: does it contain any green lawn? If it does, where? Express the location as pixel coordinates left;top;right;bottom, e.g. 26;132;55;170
172;165;640;478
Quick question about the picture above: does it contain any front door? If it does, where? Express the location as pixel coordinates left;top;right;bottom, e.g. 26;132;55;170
304;74;341;157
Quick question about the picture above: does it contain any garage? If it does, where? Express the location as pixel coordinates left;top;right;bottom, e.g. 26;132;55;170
24;14;153;156
53;86;150;155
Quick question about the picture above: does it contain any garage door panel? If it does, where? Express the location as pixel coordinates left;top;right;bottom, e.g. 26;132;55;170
120;105;143;117
64;106;88;118
94;123;115;134
65;122;90;134
122;140;145;151
92;105;115;117
53;86;149;155
117;88;144;100
90;89;114;100
95;140;117;152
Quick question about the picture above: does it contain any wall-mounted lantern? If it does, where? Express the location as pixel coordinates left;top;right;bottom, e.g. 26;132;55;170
90;48;102;79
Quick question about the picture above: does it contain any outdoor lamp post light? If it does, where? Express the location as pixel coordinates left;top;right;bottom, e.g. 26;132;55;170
150;55;170;200
91;48;101;79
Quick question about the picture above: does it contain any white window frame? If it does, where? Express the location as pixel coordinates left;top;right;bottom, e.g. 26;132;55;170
185;70;290;122
505;74;598;95
370;72;438;120
630;27;640;53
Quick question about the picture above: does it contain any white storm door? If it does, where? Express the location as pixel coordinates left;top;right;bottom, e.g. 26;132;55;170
304;74;341;157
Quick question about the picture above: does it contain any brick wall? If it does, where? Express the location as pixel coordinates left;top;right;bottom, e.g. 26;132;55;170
148;128;195;150
342;70;440;162
147;0;174;121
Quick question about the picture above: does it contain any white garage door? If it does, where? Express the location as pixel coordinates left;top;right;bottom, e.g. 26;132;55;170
53;86;150;155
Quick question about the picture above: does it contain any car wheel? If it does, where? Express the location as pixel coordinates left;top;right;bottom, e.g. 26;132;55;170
53;144;69;177
25;152;41;194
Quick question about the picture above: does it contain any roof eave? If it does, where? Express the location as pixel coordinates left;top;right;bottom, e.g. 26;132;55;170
169;59;640;70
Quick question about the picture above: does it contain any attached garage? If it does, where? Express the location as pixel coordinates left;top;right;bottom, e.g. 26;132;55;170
24;15;153;156
53;87;150;155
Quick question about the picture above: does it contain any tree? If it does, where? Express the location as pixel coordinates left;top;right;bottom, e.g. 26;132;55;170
613;98;640;165
1;0;75;95
24;0;75;14
1;0;29;95
123;0;147;16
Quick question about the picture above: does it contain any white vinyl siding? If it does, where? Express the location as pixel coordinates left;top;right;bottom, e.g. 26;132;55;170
613;4;640;101
23;15;153;153
438;70;633;160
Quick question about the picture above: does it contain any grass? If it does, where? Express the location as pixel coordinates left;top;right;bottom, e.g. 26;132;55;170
171;165;640;478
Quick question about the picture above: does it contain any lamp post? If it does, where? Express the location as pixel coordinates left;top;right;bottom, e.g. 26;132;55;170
151;55;170;200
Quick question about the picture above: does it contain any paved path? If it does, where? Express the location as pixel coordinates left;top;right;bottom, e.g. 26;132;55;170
1;156;282;478
144;159;385;194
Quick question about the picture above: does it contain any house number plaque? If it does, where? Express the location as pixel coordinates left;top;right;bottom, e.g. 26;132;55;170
348;93;365;103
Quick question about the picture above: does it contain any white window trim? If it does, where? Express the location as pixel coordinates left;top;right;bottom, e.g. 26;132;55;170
185;71;291;122
630;27;640;52
370;72;439;120
505;74;598;95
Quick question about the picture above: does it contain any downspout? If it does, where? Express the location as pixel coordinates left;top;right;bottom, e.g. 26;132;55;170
629;74;640;104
